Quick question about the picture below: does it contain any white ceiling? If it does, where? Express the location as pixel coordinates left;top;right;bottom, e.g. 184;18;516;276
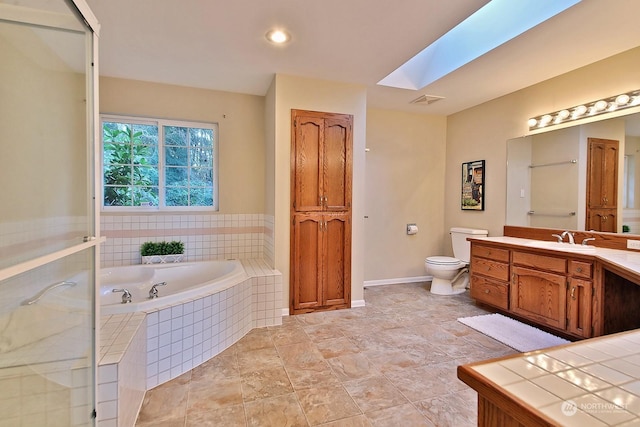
85;0;640;115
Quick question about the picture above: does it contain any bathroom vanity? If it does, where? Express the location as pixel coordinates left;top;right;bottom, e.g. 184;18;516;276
469;226;640;340
460;226;640;426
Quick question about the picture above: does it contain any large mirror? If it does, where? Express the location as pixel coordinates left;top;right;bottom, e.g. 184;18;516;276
506;113;640;234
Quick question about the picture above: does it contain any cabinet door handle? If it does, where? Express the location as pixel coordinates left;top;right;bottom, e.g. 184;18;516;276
571;286;576;300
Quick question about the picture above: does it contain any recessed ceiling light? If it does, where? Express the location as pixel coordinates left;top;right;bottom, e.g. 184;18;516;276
265;29;290;44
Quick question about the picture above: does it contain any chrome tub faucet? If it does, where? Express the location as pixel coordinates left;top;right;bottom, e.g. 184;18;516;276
149;282;167;299
112;288;132;303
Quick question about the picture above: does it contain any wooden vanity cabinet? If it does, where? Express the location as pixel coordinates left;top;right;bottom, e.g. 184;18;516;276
567;260;594;337
510;252;594;338
470;241;596;339
470;244;510;310
511;263;567;330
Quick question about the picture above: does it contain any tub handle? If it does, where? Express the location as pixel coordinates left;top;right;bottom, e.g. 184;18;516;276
149;282;167;299
112;288;132;304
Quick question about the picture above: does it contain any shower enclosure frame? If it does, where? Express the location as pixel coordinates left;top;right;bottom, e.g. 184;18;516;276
0;0;101;425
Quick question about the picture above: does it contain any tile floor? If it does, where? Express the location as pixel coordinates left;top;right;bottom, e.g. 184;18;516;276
134;282;518;426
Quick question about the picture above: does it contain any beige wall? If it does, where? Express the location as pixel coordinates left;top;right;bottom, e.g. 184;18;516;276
364;109;447;281
100;77;266;213
445;46;640;252
270;74;367;307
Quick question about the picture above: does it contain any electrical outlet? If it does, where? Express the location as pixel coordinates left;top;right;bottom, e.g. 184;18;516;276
627;239;640;250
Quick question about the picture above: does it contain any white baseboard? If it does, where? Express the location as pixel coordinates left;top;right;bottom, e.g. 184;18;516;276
364;275;432;287
280;298;367;316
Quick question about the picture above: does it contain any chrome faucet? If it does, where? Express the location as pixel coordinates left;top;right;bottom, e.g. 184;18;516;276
582;237;596;246
112;288;132;303
561;230;575;244
149;282;167;299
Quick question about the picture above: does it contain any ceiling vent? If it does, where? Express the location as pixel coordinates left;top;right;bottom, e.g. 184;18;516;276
409;94;445;106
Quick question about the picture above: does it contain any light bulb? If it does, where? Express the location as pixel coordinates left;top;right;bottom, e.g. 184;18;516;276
615;94;630;105
557;110;570;120
594;100;608;111
574;105;587;116
528;118;538;128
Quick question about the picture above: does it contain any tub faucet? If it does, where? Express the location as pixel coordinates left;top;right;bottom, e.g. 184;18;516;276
112;288;132;304
561;230;575;244
149;282;167;299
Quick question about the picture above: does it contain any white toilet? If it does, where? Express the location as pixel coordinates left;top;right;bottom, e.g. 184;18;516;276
425;227;489;295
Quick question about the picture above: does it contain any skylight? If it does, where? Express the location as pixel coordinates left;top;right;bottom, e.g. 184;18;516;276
378;0;581;90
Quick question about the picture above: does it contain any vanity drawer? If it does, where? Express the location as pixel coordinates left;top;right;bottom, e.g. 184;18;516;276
471;245;510;262
471;275;509;310
471;257;509;281
512;251;566;274
569;260;593;279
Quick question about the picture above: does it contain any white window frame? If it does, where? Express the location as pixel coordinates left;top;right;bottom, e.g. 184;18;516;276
100;114;219;212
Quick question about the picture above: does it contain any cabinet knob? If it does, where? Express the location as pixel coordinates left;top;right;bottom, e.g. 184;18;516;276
485;289;490;294
576;267;582;273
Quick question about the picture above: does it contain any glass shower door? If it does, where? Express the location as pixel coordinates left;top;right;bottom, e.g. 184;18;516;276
0;0;100;425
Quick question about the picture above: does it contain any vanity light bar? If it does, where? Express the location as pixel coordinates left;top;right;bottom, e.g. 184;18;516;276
528;89;640;130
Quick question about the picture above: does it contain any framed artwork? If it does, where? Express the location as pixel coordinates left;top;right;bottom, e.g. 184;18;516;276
461;160;485;211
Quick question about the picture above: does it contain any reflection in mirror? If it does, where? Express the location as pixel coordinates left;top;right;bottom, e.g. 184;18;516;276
506;113;640;234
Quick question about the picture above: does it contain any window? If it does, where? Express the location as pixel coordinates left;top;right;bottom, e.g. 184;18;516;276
101;116;217;210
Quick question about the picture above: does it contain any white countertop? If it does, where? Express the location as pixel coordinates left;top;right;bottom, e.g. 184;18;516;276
469;330;640;426
471;236;640;279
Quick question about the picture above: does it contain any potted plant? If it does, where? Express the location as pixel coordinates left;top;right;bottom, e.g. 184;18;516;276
140;240;185;264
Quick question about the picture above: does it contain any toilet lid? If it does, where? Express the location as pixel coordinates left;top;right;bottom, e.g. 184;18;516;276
426;256;461;265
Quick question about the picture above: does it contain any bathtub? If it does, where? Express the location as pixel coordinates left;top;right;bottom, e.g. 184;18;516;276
100;259;247;315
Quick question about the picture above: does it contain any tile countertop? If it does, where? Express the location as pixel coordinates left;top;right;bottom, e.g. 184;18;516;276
459;330;640;426
461;236;640;426
470;236;640;279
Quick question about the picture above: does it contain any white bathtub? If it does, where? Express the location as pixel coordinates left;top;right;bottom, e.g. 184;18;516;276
100;260;247;315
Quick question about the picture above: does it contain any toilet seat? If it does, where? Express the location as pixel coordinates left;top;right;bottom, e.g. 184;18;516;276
426;256;463;266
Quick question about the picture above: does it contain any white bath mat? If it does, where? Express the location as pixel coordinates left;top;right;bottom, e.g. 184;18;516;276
457;313;570;352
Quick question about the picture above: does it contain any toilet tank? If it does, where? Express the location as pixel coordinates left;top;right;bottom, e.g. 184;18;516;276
450;227;489;262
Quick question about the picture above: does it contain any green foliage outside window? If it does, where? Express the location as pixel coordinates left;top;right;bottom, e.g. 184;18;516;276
102;118;216;209
103;122;159;206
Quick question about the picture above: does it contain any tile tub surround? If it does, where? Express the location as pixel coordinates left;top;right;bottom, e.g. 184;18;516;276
97;259;281;425
101;213;274;268
135;283;519;427
98;313;147;427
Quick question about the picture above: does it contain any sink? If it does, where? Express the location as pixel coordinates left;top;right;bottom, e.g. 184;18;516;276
525;240;597;253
